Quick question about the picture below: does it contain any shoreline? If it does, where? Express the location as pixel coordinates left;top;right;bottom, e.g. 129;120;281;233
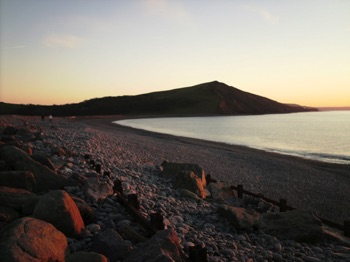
75;115;350;224
2;114;350;260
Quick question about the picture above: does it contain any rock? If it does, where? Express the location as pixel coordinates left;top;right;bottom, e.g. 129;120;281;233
0;217;68;261
178;188;202;201
161;162;207;187
0;206;20;223
66;251;108;262
82;177;113;202
31;152;56;171
86;223;101;234
91;229;134;261
119;223;148;243
0;146;73;192
174;170;206;198
0;186;40;215
3;126;17;135
124;228;186;262
258;210;324;242
16;128;37;142
0;171;37;192
70;194;96;224
217;205;260;230
51;145;67;156
33;190;85;237
207;182;236;202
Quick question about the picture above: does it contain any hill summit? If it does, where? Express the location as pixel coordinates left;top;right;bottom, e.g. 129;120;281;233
0;81;316;116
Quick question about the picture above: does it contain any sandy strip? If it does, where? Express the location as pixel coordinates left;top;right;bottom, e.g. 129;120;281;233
72;115;350;224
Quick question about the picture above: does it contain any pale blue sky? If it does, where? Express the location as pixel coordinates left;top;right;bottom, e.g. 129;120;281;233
1;0;349;106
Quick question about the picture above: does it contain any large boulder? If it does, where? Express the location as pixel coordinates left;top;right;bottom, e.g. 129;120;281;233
91;229;134;261
207;182;236;203
15;127;37;142
0;217;68;261
258;210;324;242
0;171;37;192
0;186;40;215
70;194;96;224
218;205;260;231
31;152;56;171
0;146;73;192
124;228;186;262
162;162;207;187
82;177;113;202
174;170;206;198
33;190;85;237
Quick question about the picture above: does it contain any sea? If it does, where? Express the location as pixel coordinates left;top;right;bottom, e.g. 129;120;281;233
114;111;350;165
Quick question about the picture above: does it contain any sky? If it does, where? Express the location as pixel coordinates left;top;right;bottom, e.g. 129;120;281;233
1;0;349;107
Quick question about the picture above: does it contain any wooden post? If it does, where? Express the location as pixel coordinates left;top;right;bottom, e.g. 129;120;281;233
344;220;350;237
128;194;140;209
150;212;165;230
237;184;243;198
279;198;287;212
95;164;101;173
189;245;208;262
113;179;123;194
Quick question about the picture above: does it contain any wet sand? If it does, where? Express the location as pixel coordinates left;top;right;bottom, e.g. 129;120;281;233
76;115;350;224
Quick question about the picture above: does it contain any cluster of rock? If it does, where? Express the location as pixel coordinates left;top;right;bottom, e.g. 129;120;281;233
0;116;349;262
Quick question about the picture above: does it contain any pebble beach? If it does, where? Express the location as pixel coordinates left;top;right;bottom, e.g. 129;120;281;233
1;115;350;261
79;115;350;224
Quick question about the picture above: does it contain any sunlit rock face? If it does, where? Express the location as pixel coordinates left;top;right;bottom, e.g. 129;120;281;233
0;217;68;261
33;189;85;238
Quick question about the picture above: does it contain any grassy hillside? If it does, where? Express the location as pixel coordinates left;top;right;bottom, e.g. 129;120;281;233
0;81;317;116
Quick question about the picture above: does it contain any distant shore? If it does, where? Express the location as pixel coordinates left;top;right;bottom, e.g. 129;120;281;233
75;115;350;224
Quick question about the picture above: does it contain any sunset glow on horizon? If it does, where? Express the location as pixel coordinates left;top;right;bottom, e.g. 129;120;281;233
1;0;349;107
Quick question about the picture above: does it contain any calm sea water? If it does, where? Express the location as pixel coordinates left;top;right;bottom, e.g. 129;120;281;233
114;111;350;164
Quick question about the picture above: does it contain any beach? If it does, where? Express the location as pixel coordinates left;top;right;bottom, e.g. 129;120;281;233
2;114;350;261
77;115;350;224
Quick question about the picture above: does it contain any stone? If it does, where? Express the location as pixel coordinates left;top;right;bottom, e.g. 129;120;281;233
86;223;101;234
258;210;324;243
0;217;68;261
82;177;113;202
217;205;260;230
0;171;37;192
207;182;235;201
0;206;20;223
51;145;67;156
66;251;108;262
33;190;85;237
3;126;17;135
0;186;40;215
174;170;206;198
91;229;133;261
31;152;56;171
70;194;96;224
0;146;73;192
161;162;207;187
124;228;186;262
177;188;202;201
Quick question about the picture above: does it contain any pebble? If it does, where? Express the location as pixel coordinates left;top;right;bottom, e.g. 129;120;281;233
16;117;349;262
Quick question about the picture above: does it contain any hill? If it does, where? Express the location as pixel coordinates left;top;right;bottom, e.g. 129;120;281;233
0;81;317;116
